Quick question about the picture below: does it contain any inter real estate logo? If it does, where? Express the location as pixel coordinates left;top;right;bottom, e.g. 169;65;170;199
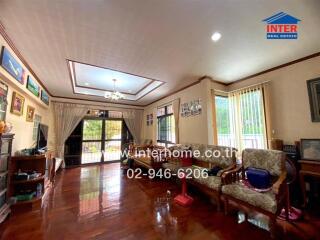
263;12;301;39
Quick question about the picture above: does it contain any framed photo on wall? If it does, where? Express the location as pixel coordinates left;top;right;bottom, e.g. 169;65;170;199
307;78;320;122
26;76;40;97
301;139;320;161
26;105;35;122
0;46;25;84
40;89;49;105
10;91;25;116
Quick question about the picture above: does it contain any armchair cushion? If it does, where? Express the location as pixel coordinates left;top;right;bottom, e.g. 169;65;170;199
242;149;284;176
222;182;277;213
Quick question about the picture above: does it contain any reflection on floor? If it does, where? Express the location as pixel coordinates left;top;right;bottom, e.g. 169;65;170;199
0;163;319;239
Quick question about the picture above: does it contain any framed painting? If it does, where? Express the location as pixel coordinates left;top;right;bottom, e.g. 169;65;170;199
301;139;320;161
40;89;49;105
307;78;320;122
26;76;40;97
0;47;25;84
10;91;25;116
26;105;35;122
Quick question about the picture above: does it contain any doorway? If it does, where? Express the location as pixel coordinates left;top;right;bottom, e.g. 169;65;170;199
81;119;122;164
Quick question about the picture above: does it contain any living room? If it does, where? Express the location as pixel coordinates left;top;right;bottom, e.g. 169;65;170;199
0;1;319;239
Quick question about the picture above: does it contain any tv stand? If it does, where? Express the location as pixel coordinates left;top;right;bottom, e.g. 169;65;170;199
299;160;320;207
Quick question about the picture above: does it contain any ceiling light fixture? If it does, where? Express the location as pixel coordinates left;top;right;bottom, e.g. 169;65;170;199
211;32;221;42
104;79;124;100
85;82;89;86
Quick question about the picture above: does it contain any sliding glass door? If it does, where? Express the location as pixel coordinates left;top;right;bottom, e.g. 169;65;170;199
82;119;103;164
104;120;122;162
81;119;122;164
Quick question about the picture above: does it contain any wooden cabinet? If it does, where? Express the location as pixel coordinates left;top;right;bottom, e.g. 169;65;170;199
0;133;14;223
9;155;46;213
299;160;320;207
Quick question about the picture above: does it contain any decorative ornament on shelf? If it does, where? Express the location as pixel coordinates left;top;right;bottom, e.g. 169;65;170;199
0;121;12;134
104;79;124;101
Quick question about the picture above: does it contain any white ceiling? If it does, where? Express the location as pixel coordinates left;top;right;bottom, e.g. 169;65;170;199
0;0;319;105
70;61;163;101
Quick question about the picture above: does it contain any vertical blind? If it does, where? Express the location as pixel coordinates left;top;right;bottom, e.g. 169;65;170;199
216;84;268;152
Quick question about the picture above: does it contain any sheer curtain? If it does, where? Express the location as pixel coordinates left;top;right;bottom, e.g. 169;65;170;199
172;98;180;144
123;110;143;144
52;102;89;168
228;83;268;153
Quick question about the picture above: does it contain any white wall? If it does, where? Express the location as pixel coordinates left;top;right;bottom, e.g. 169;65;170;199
227;56;320;144
142;78;226;145
0;34;52;154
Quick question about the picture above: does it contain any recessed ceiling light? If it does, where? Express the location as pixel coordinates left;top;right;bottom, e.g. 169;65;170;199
211;32;221;42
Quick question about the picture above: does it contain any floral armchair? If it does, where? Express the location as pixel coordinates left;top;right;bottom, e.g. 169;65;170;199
222;148;288;238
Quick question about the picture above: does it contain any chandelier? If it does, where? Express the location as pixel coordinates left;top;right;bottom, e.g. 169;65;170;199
104;79;124;100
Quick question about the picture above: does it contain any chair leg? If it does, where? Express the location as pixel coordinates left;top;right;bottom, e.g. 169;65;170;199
224;198;229;215
244;212;248;222
269;217;277;239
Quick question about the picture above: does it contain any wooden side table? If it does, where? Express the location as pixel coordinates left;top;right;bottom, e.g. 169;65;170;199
299;160;320;207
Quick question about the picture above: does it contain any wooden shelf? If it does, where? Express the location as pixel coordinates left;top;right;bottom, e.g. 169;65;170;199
13;196;42;206
13;175;44;185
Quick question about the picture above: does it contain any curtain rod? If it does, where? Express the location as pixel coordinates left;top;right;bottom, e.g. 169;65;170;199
215;80;270;94
51;100;144;111
228;80;270;93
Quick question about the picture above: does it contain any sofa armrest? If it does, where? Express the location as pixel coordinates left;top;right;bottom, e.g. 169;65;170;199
272;171;287;195
221;165;243;184
217;164;236;177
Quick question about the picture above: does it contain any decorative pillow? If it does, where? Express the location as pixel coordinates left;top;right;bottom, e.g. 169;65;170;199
246;167;271;189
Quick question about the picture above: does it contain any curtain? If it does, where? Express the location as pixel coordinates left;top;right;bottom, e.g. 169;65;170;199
228;83;268;153
123;110;143;144
52;102;89;168
172;98;180;144
152;107;158;144
262;83;273;148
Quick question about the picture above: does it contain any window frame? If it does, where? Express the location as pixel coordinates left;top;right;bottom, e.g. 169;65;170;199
157;105;174;145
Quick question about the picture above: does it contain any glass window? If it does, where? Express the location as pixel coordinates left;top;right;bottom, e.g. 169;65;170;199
157;105;175;146
215;88;267;151
105;120;122;140
157;107;165;117
215;96;232;146
83;120;102;141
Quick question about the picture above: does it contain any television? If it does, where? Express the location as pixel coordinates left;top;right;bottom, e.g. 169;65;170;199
37;123;48;151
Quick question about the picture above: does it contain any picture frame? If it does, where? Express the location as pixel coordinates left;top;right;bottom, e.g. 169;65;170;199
146;114;153;126
180;99;202;117
26;105;35;122
300;139;320;161
10;91;25;116
0;46;25;84
307;78;320;122
40;89;49;105
26;76;40;97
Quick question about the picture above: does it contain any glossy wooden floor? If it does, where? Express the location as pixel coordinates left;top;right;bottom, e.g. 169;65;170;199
1;163;319;240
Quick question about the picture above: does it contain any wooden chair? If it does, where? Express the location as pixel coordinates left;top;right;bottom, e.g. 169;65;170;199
222;148;288;238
